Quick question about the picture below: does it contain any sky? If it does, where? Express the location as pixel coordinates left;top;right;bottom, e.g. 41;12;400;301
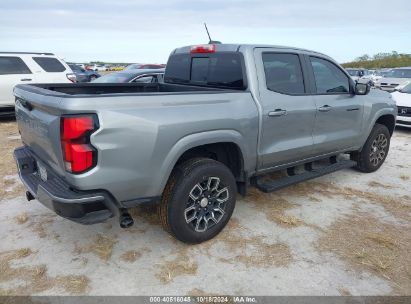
1;0;410;64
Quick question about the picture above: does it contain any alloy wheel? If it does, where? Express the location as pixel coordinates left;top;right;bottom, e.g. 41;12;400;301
369;133;388;166
184;176;229;232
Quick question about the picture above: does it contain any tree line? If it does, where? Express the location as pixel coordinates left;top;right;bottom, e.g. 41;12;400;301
342;51;411;69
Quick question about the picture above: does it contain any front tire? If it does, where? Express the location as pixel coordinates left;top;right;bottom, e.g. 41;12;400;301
158;158;237;244
351;123;390;173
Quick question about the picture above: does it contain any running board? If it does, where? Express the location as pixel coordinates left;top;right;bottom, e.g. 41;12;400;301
253;159;357;193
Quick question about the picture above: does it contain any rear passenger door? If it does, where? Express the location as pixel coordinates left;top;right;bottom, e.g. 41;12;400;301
254;48;317;169
307;56;364;154
0;56;34;107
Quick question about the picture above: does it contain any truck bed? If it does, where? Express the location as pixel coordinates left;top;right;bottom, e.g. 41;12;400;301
21;82;231;96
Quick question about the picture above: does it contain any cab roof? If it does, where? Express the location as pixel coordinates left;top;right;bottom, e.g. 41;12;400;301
173;43;328;57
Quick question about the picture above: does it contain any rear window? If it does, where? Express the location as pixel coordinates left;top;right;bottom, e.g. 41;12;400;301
0;56;31;75
33;57;66;72
165;53;245;90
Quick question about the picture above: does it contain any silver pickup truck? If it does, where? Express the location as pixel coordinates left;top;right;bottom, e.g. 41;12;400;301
13;44;396;243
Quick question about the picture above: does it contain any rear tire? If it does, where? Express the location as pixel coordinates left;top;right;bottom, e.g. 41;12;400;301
158;158;237;244
351;123;390;173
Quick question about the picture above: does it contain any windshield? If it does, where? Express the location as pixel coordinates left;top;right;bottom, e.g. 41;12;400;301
92;73;134;83
124;64;142;70
347;69;360;76
386;69;411;78
400;82;411;93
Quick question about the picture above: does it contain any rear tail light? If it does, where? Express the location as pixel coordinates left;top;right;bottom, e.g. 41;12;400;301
66;73;77;83
190;44;216;54
61;115;98;174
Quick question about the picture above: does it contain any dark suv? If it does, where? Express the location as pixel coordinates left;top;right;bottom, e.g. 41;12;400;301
68;64;101;82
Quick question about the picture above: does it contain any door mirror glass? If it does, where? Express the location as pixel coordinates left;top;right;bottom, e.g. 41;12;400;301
355;82;370;95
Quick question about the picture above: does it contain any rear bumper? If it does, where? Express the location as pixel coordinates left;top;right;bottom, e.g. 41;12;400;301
14;146;118;224
0;106;15;117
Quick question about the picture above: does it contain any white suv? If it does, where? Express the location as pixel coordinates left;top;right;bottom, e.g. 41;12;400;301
0;52;76;115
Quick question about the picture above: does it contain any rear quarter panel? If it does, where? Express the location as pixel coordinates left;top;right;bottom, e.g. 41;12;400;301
56;92;259;205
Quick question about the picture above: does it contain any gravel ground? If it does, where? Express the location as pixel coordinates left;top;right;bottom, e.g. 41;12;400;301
0;119;410;296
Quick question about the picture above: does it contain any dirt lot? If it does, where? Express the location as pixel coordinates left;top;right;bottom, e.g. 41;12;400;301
0;119;410;296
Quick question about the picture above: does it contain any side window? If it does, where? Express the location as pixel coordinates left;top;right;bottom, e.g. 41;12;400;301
0;56;31;75
262;53;305;95
32;57;66;72
133;75;154;83
310;57;350;94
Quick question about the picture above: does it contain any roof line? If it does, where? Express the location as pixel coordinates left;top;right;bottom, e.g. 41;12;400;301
0;52;54;55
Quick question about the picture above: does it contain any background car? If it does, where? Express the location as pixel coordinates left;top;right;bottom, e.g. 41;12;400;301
345;68;374;85
374;67;411;91
369;69;391;84
391;82;411;128
87;64;107;71
92;68;165;83
124;63;165;71
68;64;100;82
0;52;75;116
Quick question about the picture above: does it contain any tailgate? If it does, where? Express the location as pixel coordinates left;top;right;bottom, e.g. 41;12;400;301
14;86;65;176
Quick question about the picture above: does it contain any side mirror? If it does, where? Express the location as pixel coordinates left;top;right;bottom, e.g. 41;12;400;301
355;82;370;95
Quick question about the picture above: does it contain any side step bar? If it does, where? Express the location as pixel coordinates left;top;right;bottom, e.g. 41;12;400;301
253;159;357;193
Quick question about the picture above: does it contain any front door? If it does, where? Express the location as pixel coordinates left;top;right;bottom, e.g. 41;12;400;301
254;49;317;170
307;56;364;154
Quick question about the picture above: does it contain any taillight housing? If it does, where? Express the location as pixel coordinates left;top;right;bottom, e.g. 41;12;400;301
190;44;216;54
61;115;98;174
66;73;77;83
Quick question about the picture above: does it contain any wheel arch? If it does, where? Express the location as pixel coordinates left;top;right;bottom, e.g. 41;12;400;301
157;130;249;195
360;109;396;151
375;114;396;136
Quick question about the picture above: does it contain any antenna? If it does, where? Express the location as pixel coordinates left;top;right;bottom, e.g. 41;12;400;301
204;23;212;43
204;23;221;44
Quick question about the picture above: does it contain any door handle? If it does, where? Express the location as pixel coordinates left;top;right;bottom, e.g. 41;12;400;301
268;109;287;117
318;105;332;112
346;107;360;111
20;78;32;81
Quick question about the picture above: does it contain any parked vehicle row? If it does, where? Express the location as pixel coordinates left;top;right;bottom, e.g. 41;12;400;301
374;67;411;92
345;67;411;93
70;63;166;72
92;69;164;83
